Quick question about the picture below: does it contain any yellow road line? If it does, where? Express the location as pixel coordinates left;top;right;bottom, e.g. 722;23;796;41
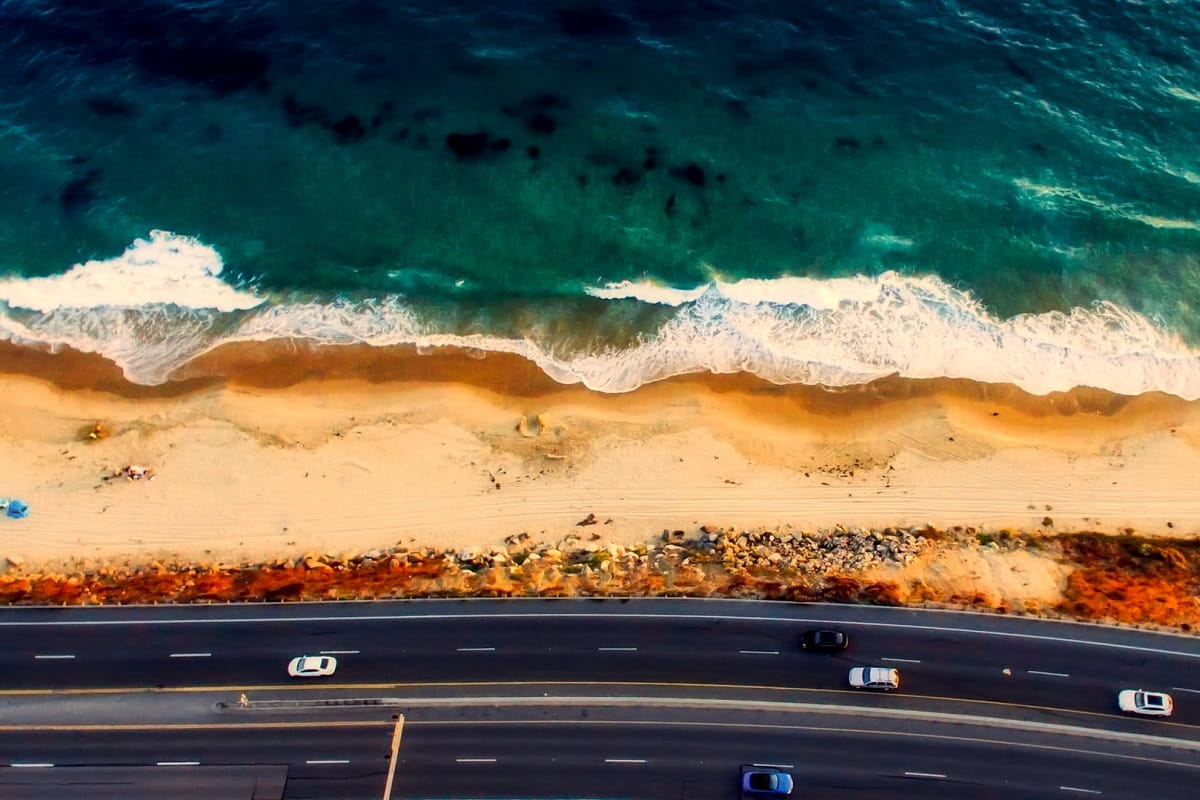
0;720;391;732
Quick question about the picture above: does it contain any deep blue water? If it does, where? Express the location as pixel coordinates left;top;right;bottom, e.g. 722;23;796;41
0;0;1198;396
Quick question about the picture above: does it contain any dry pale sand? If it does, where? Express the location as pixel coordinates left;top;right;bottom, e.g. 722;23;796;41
1;346;1199;572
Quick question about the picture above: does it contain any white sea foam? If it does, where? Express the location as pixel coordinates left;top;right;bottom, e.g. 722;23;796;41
2;236;1199;399
586;274;882;310
1013;178;1200;233
0;230;265;313
585;279;706;306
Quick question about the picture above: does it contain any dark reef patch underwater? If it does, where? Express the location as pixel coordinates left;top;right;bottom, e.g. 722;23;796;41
0;0;1198;396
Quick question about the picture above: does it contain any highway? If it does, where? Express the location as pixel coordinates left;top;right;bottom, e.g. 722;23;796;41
1;713;1197;799
0;599;1197;798
1;600;1198;717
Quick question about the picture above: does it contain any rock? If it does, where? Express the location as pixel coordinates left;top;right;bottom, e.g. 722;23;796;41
6;554;25;569
446;131;492;159
330;115;367;145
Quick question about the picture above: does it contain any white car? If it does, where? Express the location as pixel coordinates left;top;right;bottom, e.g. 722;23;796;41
848;666;899;691
287;655;338;678
1118;689;1173;717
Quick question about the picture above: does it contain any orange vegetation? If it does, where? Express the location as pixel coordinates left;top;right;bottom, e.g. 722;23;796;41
1055;534;1200;630
0;531;1198;634
0;547;905;608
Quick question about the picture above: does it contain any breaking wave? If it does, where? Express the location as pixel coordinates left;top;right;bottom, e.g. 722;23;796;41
1;234;1198;398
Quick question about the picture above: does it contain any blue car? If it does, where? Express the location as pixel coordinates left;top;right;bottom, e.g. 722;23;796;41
742;769;794;796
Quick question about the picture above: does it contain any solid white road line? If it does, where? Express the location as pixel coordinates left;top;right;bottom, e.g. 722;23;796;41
11;763;54;768
905;771;947;778
882;657;922;664
455;758;497;763
456;647;496;652
752;763;794;769
1171;686;1200;694
738;650;780;655
1028;670;1070;678
597;647;638;652
156;761;200;766
168;652;212;658
33;654;75;660
1060;787;1102;795
319;650;360;655
605;758;647;764
306;759;351;765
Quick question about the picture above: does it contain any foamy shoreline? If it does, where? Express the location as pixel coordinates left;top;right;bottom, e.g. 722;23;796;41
0;342;1197;573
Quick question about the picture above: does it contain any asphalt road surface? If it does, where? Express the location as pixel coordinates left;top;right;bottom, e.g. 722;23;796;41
1;600;1197;717
0;715;1196;799
0;599;1197;798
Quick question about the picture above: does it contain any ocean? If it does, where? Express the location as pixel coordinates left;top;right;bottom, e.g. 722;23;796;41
0;0;1198;397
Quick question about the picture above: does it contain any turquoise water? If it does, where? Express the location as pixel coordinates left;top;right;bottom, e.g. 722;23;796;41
0;1;1198;395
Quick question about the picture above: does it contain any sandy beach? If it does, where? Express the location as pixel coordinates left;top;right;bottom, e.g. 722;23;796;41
0;342;1197;573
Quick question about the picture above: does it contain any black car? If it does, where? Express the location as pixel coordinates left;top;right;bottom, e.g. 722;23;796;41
800;628;848;651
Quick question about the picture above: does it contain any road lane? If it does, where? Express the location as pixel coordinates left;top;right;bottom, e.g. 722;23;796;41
1;715;1195;799
2;604;1197;730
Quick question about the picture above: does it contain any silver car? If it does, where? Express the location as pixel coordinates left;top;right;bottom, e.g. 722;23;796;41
288;655;338;678
1118;689;1173;717
848;666;899;691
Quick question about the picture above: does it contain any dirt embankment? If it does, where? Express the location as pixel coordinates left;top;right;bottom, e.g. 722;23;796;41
1;526;1196;632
